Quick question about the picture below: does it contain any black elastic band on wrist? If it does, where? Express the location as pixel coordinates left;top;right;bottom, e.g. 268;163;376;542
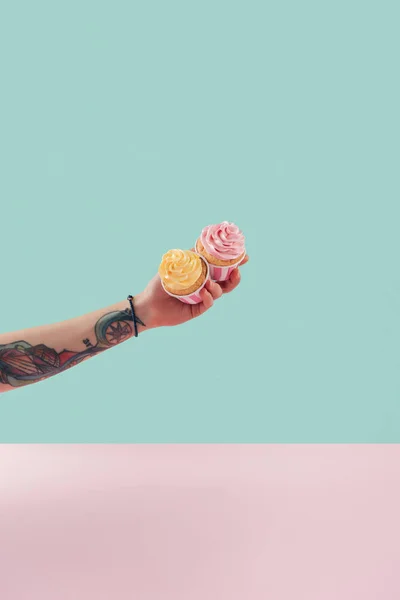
127;295;139;337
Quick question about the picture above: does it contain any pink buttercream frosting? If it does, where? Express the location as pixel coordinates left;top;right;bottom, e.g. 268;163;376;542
200;222;245;261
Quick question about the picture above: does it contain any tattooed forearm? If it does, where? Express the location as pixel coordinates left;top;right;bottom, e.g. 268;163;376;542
0;306;145;389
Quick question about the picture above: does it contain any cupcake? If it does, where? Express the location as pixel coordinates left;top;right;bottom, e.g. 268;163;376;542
158;249;209;304
196;221;246;281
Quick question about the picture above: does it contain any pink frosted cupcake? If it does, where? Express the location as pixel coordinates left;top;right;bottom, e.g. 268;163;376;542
195;221;246;281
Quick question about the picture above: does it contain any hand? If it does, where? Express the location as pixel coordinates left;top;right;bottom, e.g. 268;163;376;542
137;255;249;329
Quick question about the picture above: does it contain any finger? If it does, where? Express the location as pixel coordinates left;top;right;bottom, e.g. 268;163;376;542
199;288;214;313
205;279;223;300
191;288;214;318
240;254;249;266
220;268;241;294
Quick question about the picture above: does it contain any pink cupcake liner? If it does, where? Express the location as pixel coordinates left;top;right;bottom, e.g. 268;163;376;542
195;240;245;282
160;255;210;305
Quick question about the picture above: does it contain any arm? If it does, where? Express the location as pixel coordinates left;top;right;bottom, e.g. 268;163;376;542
0;256;248;393
0;296;149;393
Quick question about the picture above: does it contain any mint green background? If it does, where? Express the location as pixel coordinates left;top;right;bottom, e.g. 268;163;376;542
0;1;399;442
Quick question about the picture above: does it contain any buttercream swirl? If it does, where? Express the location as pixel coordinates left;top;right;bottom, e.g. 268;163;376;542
158;249;203;293
200;221;245;261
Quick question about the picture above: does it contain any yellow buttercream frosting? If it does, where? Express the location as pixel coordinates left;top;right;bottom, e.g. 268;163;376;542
158;249;203;293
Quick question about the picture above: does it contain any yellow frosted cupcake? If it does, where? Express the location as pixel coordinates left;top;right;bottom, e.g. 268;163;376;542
158;249;209;304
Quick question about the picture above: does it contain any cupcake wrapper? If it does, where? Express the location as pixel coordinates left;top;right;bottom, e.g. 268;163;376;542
160;255;209;305
195;240;245;282
177;290;204;304
208;263;240;282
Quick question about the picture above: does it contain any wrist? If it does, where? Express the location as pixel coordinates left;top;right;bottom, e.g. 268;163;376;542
131;291;156;333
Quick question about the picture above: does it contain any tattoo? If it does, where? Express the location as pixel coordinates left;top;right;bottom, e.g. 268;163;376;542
122;308;146;328
0;306;145;389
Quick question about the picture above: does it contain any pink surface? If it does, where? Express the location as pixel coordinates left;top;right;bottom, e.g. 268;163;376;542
1;445;399;600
